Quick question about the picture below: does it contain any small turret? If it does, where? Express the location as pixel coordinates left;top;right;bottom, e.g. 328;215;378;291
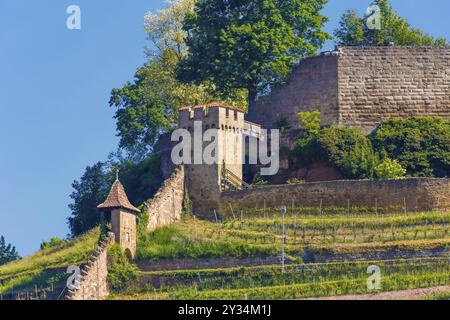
97;173;139;259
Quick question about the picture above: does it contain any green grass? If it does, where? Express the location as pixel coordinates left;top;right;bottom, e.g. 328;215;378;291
127;210;450;300
136;211;450;262
113;257;450;300
0;228;100;296
428;291;450;300
136;225;276;261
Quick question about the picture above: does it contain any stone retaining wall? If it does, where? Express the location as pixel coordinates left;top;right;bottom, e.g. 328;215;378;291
218;178;450;215
65;232;114;300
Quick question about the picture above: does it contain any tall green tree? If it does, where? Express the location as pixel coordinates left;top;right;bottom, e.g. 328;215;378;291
0;236;20;265
334;0;448;46
110;0;246;155
177;0;330;113
67;155;165;237
67;162;112;237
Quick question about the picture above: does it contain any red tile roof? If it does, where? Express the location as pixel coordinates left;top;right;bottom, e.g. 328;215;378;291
179;102;245;113
97;180;140;213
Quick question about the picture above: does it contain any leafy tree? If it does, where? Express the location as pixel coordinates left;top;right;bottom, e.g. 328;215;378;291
67;155;165;237
371;117;450;177
334;10;365;46
375;158;406;179
110;0;246;156
67;162;112;237
0;236;20;265
299;110;321;136
334;0;447;46
109;154;164;206
177;0;330;112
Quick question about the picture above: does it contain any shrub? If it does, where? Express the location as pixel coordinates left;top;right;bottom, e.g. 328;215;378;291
375;158;406;179
293;124;378;179
371;117;450;177
253;172;269;186
318;127;377;179
107;244;138;291
40;237;64;250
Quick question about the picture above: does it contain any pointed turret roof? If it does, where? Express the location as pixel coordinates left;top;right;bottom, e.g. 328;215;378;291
97;179;140;213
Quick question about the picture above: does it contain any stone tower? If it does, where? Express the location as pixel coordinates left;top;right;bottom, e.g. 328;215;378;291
97;177;140;259
178;103;245;214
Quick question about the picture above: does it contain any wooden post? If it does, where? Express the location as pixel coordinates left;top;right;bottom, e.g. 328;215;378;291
403;197;407;215
213;210;219;223
229;203;236;220
263;199;266;219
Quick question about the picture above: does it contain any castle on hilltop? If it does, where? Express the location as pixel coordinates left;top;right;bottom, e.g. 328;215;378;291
68;46;449;300
99;46;450;256
176;46;449;209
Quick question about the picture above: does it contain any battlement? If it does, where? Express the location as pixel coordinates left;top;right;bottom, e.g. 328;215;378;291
178;103;245;132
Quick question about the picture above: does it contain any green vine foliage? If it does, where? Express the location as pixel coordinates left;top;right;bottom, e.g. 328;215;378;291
107;244;138;292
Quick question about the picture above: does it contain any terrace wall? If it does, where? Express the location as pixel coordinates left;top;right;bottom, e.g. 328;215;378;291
218;178;450;214
65;232;114;300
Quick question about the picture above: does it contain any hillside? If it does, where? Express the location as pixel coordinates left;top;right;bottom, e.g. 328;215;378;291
0;228;99;300
2;208;449;300
111;208;450;300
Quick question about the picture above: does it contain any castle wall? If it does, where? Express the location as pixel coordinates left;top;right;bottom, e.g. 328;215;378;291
247;46;449;133
145;166;185;230
218;178;450;214
248;54;340;129
65;233;114;300
338;46;450;133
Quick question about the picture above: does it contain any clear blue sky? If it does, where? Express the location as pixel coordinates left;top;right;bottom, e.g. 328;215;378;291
1;0;448;256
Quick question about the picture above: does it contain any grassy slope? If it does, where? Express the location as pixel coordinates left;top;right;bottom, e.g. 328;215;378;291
0;228;99;295
136;211;450;261
114;210;450;300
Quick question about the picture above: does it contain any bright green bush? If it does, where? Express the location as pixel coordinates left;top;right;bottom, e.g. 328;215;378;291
371;117;450;177
375;158;406;179
40;237;64;250
107;244;138;291
293;124;377;179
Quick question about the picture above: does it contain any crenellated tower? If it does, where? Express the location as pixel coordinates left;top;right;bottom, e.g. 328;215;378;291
178;103;246;214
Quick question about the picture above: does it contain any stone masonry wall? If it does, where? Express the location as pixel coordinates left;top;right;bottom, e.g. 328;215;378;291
145;166;185;231
248;53;340;129
218;178;450;214
338;46;450;133
247;46;449;133
65;232;114;300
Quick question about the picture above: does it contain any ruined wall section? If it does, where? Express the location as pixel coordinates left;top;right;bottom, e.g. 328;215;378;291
338;46;450;133
145;166;185;231
248;53;340;129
